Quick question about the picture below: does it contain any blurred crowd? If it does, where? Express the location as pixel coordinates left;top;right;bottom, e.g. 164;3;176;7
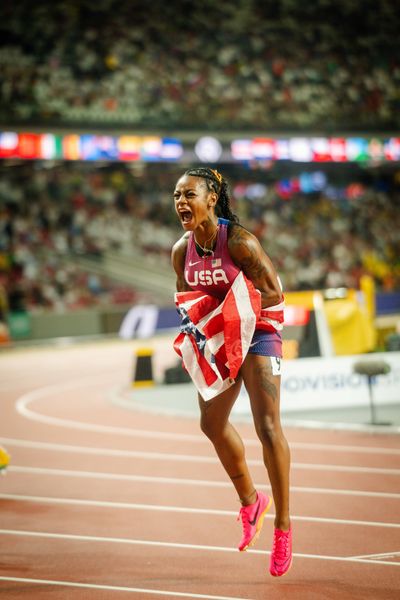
0;0;399;131
0;160;399;317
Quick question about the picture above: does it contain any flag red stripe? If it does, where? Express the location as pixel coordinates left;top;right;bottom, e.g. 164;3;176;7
189;335;218;387
173;271;283;400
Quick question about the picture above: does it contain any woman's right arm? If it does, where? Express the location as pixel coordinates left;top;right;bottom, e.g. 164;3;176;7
171;234;192;292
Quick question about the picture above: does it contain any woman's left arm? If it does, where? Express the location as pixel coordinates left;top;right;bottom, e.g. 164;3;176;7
228;224;283;308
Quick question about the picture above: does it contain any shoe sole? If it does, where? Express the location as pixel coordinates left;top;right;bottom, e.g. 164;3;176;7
240;495;273;552
270;557;292;577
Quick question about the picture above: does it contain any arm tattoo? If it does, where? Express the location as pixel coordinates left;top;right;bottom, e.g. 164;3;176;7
228;224;282;307
229;225;265;280
239;253;265;280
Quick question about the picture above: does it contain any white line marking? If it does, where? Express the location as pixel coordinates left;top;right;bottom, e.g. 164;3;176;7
293;463;400;476
16;389;203;442
0;575;250;600
349;551;400;560
290;441;400;456
1;493;399;529
4;438;400;476
3;435;399;458
14;387;400;453
7;466;400;499
282;417;400;435
7;465;400;500
0;529;399;567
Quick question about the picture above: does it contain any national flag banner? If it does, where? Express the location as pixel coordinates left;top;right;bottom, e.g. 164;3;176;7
211;258;222;268
174;271;262;400
259;301;285;332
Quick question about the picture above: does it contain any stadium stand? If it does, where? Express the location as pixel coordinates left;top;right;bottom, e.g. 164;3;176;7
0;160;399;316
0;0;399;131
0;0;399;344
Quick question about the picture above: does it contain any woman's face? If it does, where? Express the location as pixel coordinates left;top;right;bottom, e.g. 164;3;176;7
173;175;216;231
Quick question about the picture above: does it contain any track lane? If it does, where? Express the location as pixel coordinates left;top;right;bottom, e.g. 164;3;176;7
1;340;399;600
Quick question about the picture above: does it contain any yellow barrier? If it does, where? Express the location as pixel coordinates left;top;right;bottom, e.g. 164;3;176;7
132;347;154;388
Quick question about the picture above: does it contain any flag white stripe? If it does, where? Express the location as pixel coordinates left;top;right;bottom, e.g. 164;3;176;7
175;273;261;400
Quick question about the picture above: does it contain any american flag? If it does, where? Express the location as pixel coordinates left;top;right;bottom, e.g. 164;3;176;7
173;271;262;400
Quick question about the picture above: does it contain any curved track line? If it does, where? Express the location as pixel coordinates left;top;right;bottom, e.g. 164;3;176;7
16;386;204;443
14;384;400;452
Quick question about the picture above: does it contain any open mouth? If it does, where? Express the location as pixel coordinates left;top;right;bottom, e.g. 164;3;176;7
179;210;193;225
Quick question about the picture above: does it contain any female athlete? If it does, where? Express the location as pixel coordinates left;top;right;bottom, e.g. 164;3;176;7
171;167;292;577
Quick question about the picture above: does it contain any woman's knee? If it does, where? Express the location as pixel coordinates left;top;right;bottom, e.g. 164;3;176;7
198;389;238;441
254;414;282;447
200;411;223;441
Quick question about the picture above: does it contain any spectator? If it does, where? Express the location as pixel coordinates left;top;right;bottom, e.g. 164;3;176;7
0;0;399;131
0;160;398;315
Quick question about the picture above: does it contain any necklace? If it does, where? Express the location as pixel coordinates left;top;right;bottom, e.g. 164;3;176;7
194;226;219;256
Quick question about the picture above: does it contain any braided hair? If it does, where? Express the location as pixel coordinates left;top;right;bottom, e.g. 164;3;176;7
184;167;239;223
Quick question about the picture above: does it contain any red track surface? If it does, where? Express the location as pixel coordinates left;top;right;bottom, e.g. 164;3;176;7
0;339;399;599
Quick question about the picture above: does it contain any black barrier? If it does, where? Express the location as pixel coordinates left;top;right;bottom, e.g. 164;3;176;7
353;360;391;425
132;348;154;388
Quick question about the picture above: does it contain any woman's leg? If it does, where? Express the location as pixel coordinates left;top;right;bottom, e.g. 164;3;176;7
198;378;256;505
241;354;291;531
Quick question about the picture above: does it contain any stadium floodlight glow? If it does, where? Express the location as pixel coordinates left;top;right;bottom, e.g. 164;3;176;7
195;136;222;162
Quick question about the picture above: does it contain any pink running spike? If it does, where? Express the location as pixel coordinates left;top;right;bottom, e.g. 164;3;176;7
269;526;292;577
237;491;272;552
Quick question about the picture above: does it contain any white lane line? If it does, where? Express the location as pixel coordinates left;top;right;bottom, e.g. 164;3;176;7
0;529;399;568
3;448;392;476
282;418;400;435
16;390;203;442
6;466;400;499
349;551;400;560
1;494;399;529
7;464;400;500
3;435;400;458
0;575;250;600
14;389;400;453
291;441;400;456
296;462;400;476
0;438;400;476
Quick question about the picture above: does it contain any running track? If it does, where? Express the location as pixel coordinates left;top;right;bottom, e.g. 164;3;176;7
0;337;399;599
